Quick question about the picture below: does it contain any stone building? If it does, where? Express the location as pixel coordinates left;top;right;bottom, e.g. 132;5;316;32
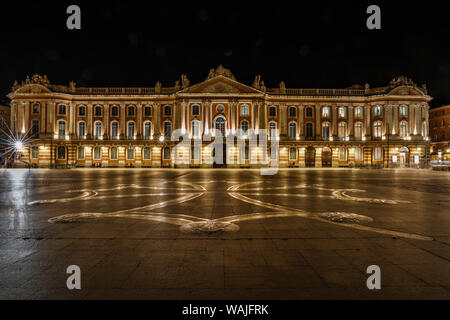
429;105;450;162
7;66;431;168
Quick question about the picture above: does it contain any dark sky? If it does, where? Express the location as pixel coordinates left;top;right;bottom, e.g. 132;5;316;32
1;1;449;107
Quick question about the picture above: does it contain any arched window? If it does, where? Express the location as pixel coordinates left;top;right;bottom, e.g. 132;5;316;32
322;122;330;139
126;146;135;160
322;107;330;118
94;121;102;138
57;146;66;159
95;106;102;116
373;121;382;138
192;105;200;116
289;147;297;160
338;107;346;118
289;122;297;139
77;146;85;160
144;106;152;116
306;123;313;138
128;106;135;117
241;120;249;135
354;122;362;139
338;122;347;139
110;147;118;160
306;107;313;117
93;146;101;160
339;147;347;161
144;121;152;138
58;120;66;136
191;120;200;138
355;147;363;161
400;105;408;117
164;105;171;116
354;107;362;118
374;147;383;161
143;147;151;160
215;117;226;136
79;106;86;116
289;107;296;117
399;120;408;137
163;147;171;160
164;121;172;137
241;105;249;116
269;106;276;117
127;121;135;138
111;121;119;137
269;121;277;137
374;105;382;117
111;106;119;116
78;121;86;137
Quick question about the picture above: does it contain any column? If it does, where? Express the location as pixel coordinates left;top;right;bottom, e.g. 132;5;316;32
348;105;354;138
104;104;109;137
364;105;371;138
280;104;287;136
68;103;74;136
120;104;126;138
41;102;47;135
24;102;30;133
393;104;399;136
385;105;392;136
299;104;304;139
332;104;337;138
202;101;207;134
409;104;414;135
259;102;266;130
415;104;421;135
255;101;259;132
47;101;54;134
87;104;93;138
154;103;160;137
137;104;142;138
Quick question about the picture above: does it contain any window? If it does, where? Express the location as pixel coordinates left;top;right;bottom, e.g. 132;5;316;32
126;147;134;160
143;147;151;160
373;121;382;138
338;107;346;118
164;105;171;116
269;122;277;137
77;146;85;160
191;146;200;160
354;122;362;139
338;122;347;139
400;105;408;117
355;147;363;161
58;120;66;136
164;121;172;138
339;148;347;161
322;122;330;139
289;147;297;160
144;121;152;138
58;105;66;115
31;146;39;159
289;107;296;117
215;117;225;136
355;107;362;118
306;123;313;138
94;121;102;138
32;103;39;114
144;106;152;116
192;105;200;116
289;122;297;139
111;106;119;116
374;105;382;117
57;146;66;159
192;120;200;138
240;146;249;161
32;120;39;136
111;121;119;137
163;147;171;160
78;121;85;137
269;106;276;117
79;106;86;116
93;146;101;160
374;147;383;160
127;122;135;137
322;107;330;118
95;106;102;116
241;120;249;135
241;105;249;116
306;107;313;117
128;106;135;117
399;121;408;137
110;147;118;160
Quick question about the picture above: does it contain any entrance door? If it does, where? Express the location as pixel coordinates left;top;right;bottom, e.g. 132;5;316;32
305;147;316;167
213;144;227;168
399;147;410;168
322;148;332;167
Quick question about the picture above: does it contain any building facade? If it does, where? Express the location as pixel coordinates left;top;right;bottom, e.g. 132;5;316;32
0;105;11;165
7;66;431;168
429;105;450;162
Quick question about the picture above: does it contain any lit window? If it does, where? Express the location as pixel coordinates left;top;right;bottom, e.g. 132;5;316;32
374;105;382;117
373;121;382;138
322;122;330;139
241;105;249;116
354;122;362;139
354;107;362;118
126;147;135;160
338;107;346;118
192;120;200;138
322;107;330;118
339;148;347;161
374;147;383;160
338;122;347;139
355;147;363;161
400;105;408;117
399;121;408;137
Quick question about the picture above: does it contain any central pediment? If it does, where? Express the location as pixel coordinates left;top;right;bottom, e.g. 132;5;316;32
178;76;263;95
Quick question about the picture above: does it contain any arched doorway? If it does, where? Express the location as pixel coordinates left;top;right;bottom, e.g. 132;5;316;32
305;146;315;167
214;117;226;137
322;147;332;167
399;146;410;168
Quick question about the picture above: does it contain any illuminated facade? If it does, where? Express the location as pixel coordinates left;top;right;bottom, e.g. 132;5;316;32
429;105;450;162
8;66;431;168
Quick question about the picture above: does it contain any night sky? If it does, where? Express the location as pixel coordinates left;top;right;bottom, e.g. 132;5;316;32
1;1;449;107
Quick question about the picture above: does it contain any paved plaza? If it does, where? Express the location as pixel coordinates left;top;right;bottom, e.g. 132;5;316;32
0;168;449;299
